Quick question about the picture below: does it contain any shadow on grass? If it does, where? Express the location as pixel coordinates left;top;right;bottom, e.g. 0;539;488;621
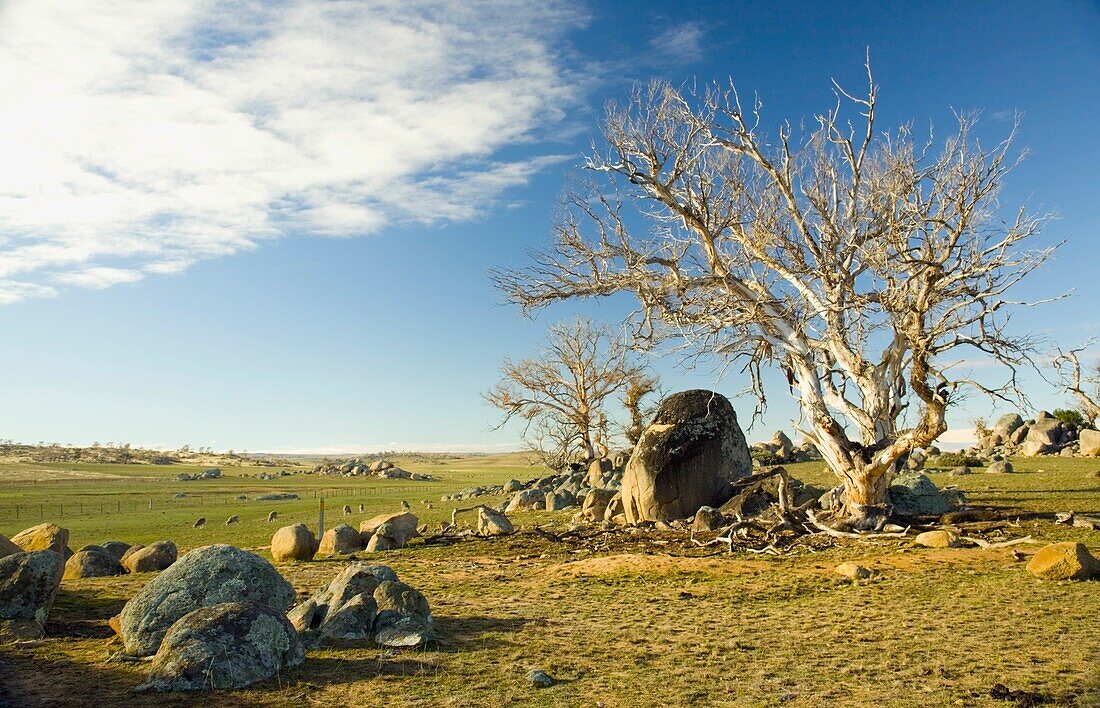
434;614;534;652
297;655;443;685
45;587;127;639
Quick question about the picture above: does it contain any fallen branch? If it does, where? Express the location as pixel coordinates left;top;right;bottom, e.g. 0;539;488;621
806;510;911;539
963;535;1039;550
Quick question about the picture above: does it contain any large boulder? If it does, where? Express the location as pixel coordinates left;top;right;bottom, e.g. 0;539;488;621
10;523;69;555
118;544;296;656
288;563;388;644
271;524;317;562
477;506;514;536
887;471;949;517
122;541;177;573
1026;542;1100;581
359;512;419;548
0;550;64;639
372;580;435;647
1079;429;1100;457
136;602;304;692
102;541;131;561
621;390;751;524
0;535;23;560
318;525;363;555
1025;417;1064;451
992;413;1025;439
64;549;123;579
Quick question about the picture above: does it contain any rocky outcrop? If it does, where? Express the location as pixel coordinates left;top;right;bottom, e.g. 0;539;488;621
136;602;304;692
360;512;419;551
118;544;296;657
621;390;751;524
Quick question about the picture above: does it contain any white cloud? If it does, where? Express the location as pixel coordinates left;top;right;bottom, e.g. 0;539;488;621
0;0;583;302
648;22;705;66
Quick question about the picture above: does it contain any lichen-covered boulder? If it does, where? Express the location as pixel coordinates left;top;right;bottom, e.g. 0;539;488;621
271;524;317;562
102;541;131;561
887;471;949;517
477;506;513;536
118;544;296;656
64;548;123;579
122;541;177;573
10;523;69;556
135;602;304;692
318;524;363;555
691;506;726;533
1026;542;1100;581
621;390;751;524
288;563;390;644
992;413;1024;440
373;580;435;647
0;550;64;639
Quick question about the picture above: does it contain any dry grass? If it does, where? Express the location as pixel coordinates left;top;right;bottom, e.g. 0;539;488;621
3;455;1100;706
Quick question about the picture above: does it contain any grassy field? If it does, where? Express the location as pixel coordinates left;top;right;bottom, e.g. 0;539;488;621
2;454;1100;706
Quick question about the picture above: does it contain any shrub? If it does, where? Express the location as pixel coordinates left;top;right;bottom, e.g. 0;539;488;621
1053;409;1087;427
931;452;984;468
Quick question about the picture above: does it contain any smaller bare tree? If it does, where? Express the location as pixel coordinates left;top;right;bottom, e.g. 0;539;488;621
1053;341;1100;424
485;318;652;466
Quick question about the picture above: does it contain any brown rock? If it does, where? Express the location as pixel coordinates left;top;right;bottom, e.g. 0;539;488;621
64;549;123;579
0;534;22;559
10;523;69;555
1026;542;1100;581
835;562;872;580
581;488;617;522
914;530;960;548
270;524;317;562
621;390;751;524
359;512;419;547
318;524;362;555
123;541;177;573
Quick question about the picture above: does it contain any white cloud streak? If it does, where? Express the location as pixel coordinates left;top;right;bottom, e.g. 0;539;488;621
0;0;583;302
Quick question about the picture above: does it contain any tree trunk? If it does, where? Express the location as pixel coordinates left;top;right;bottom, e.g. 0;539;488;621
838;462;894;530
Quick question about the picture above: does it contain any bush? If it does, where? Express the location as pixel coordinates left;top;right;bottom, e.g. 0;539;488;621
930;452;984;468
1053;409;1087;427
750;448;782;466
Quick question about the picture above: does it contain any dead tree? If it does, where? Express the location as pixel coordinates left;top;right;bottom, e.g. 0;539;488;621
1053;342;1100;424
494;61;1054;527
485;317;654;465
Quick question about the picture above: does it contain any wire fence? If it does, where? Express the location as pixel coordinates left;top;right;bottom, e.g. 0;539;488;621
2;484;441;521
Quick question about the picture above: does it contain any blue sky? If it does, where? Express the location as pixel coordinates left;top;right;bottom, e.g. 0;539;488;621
0;1;1097;453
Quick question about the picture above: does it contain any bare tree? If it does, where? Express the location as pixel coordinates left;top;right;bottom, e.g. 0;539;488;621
1053;342;1100;424
485;318;651;467
494;63;1054;527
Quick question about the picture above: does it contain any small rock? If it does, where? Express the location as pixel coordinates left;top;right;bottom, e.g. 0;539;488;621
526;669;556;688
914;530;960;548
477;506;514;536
986;461;1013;474
834;562;871;580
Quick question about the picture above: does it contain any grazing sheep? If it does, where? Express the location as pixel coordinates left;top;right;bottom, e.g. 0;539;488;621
225;515;240;525
358;504;364;513
267;510;278;523
400;500;410;511
342;504;352;516
193;517;206;529
425;502;433;509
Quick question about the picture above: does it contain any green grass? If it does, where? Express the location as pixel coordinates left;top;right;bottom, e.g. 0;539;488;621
3;454;1100;706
